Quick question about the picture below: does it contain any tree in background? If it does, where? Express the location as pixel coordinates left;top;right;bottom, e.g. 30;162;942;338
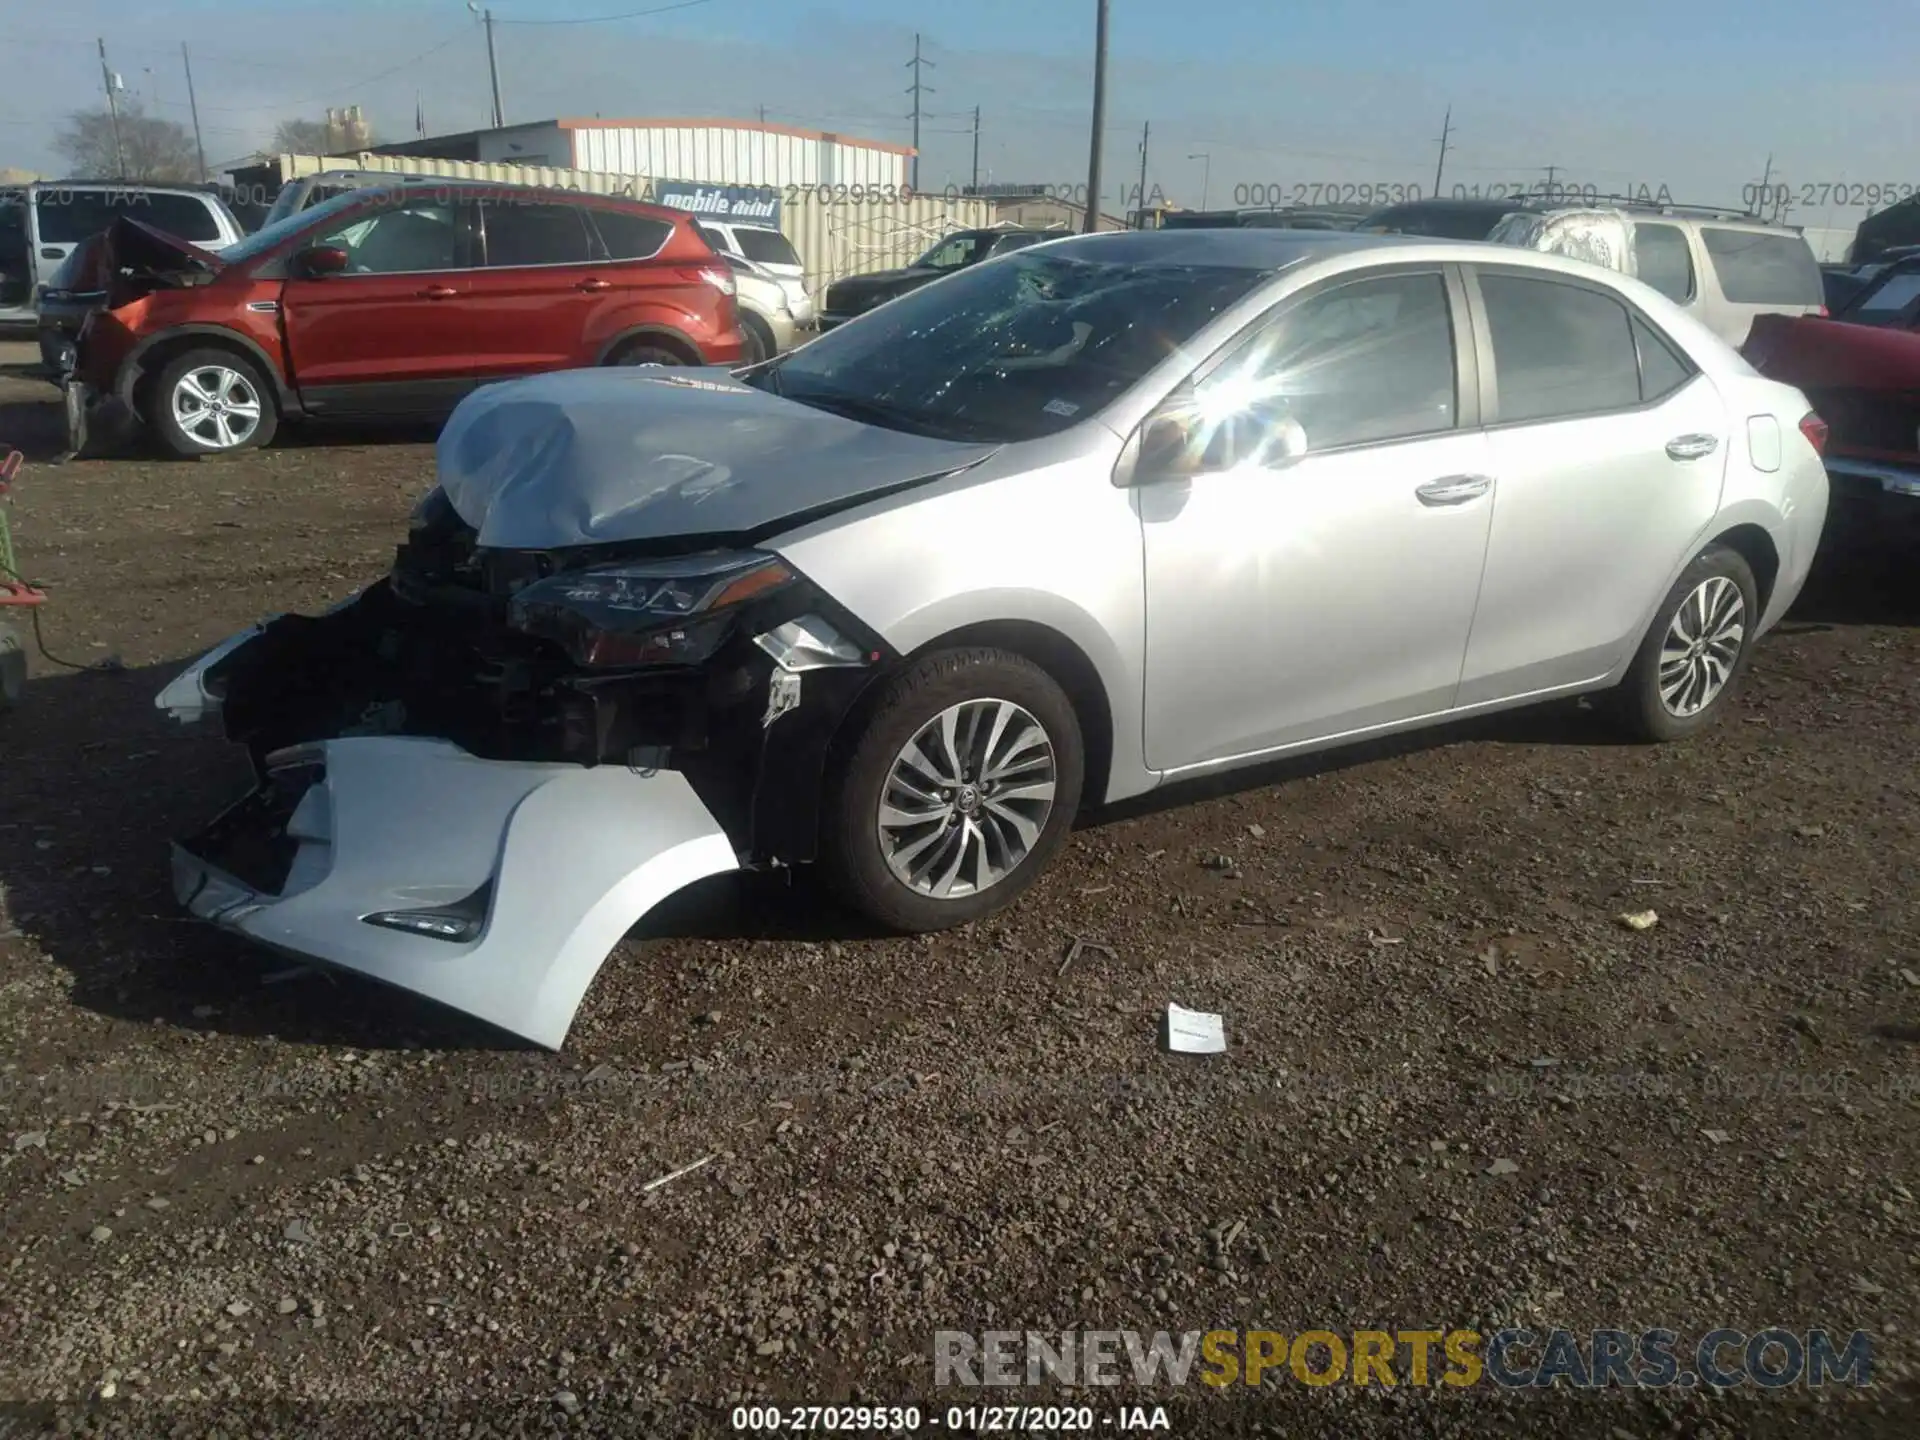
53;102;199;182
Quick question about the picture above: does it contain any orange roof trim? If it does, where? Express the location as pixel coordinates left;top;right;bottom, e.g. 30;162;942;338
555;116;915;157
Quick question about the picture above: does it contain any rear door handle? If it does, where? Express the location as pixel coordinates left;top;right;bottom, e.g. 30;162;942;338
1665;433;1720;460
1415;474;1494;506
418;285;458;300
575;277;613;292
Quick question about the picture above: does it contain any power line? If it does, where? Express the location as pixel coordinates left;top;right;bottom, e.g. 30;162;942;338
493;0;713;23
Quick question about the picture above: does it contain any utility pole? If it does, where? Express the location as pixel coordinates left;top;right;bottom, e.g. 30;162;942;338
97;39;127;180
1432;105;1452;196
1082;0;1109;234
904;34;934;192
970;105;980;190
1540;163;1559;197
1188;152;1209;209
1755;152;1773;216
181;43;208;182
1134;120;1149;227
757;104;767;124
484;9;504;128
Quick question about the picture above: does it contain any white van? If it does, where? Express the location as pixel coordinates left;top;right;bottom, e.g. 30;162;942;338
1;182;244;332
1486;203;1825;348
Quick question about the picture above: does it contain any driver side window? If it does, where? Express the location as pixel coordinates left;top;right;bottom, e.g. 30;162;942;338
312;200;474;275
1189;271;1459;465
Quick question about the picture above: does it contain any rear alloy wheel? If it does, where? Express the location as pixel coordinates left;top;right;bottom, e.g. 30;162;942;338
152;348;278;457
821;647;1084;932
1611;545;1759;742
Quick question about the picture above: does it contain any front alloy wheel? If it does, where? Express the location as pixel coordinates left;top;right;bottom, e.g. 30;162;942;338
877;697;1058;899
151;347;280;458
171;364;264;451
822;646;1085;932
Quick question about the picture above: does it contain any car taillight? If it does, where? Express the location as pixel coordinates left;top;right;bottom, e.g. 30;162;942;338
1799;411;1829;456
1816;306;1829;317
677;265;734;296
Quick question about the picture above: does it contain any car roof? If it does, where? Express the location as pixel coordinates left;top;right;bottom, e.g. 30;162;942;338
24;180;218;196
1018;227;1434;271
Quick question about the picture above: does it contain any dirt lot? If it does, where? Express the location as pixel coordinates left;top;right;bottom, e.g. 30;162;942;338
0;348;1917;1438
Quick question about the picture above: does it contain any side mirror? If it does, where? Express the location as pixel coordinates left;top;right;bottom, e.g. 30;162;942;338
1119;401;1308;486
1136;411;1203;479
294;245;349;278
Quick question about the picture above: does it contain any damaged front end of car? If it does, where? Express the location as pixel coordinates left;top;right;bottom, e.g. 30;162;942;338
159;488;897;1048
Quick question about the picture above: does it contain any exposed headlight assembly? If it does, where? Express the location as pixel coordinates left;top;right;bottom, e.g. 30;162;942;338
506;551;796;669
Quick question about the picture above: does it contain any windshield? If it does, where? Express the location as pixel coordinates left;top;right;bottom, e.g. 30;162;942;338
1846;268;1920;325
733;226;801;267
745;250;1267;443
912;232;992;270
216;188;376;266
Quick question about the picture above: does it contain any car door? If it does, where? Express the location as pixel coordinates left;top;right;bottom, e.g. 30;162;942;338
1138;266;1496;773
279;194;479;413
463;198;604;377
1454;266;1730;705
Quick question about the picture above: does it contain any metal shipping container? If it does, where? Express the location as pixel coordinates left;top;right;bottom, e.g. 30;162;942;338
779;192;992;294
230;151;648;207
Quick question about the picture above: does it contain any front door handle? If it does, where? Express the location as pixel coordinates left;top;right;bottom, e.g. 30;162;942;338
41;247;64;259
1666;433;1720;460
1415;474;1494;506
575;277;613;292
418;285;458;300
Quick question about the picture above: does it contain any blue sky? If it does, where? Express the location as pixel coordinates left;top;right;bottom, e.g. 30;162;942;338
0;0;1910;240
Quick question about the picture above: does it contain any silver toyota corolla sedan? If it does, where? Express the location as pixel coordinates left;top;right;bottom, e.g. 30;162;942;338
157;229;1830;1047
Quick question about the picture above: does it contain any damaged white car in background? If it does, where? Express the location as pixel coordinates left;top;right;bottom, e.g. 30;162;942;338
159;229;1827;1048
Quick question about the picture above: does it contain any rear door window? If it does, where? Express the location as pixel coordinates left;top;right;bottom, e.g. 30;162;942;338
1632;223;1695;303
1479;272;1641;423
1700;228;1823;306
480;201;594;267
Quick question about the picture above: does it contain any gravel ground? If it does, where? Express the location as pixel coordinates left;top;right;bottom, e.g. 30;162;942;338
0;356;1917;1438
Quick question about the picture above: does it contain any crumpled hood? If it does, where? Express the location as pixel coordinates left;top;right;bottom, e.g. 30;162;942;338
436;366;999;550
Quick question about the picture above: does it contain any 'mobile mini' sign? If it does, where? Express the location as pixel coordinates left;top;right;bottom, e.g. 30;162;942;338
649;180;780;223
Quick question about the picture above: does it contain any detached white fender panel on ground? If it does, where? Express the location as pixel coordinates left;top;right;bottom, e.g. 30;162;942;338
170;736;739;1049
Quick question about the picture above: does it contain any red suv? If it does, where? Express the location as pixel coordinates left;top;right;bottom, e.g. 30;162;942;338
72;184;745;457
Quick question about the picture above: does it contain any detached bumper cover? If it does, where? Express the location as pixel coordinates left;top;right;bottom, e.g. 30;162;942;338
168;731;738;1050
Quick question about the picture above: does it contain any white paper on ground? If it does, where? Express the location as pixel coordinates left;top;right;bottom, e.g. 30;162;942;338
1165;1003;1227;1054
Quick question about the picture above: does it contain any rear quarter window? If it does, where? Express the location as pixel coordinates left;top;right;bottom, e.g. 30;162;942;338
589;209;674;261
1700;228;1822;306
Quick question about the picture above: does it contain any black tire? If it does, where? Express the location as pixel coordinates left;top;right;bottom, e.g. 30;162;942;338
149;347;280;458
821;646;1085;933
0;623;22;713
606;342;684;367
737;312;774;366
1610;544;1760;743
